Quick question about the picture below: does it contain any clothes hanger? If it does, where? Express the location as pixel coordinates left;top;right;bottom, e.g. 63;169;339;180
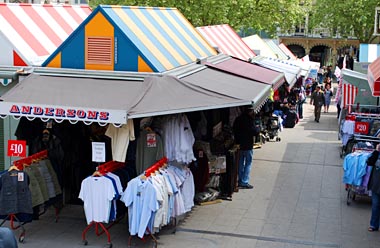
92;167;103;177
8;165;20;172
145;126;153;132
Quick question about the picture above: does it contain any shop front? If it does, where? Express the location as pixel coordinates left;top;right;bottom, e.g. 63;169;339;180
0;66;271;245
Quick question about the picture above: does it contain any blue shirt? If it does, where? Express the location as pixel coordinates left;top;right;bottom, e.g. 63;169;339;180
121;177;158;238
343;152;371;186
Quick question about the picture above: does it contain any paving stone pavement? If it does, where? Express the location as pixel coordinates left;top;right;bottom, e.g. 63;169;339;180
4;96;380;248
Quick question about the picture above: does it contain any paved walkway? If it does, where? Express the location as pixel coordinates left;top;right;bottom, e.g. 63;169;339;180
5;100;380;248
155;102;379;248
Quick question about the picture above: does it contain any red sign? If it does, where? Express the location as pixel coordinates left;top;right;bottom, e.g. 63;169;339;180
354;121;370;134
7;140;26;157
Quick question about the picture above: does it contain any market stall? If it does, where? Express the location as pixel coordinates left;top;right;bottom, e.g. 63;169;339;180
263;39;289;60
196;24;256;61
0;3;91;67
242;34;278;58
279;43;297;60
43;5;217;72
250;55;301;86
368;56;380;97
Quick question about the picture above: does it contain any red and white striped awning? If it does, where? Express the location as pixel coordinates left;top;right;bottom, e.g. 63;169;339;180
279;43;297;60
368;56;380;96
0;3;91;66
342;83;358;108
196;24;255;61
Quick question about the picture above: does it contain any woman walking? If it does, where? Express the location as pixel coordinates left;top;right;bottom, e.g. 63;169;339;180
323;84;333;113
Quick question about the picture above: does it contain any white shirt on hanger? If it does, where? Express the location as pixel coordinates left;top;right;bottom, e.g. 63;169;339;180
79;176;116;224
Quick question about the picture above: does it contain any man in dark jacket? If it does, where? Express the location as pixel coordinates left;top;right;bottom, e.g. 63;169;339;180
233;106;259;189
366;144;380;232
310;85;325;123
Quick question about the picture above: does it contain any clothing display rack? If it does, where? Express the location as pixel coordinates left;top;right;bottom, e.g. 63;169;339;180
15;150;62;222
0;150;49;243
340;112;380;157
81;160;125;248
127;156;168;248
0;213;26;243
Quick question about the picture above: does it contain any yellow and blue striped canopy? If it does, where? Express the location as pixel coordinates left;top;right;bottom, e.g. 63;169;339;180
103;5;217;72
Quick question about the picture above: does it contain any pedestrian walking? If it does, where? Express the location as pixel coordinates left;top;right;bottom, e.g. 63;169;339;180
233;106;260;189
366;144;380;232
310;85;325;123
323;84;333;113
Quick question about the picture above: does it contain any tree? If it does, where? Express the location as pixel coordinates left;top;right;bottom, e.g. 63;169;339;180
89;0;308;38
310;0;380;43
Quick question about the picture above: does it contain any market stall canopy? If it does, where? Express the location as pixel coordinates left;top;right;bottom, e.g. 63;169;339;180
205;55;285;90
359;44;380;63
263;39;289;60
278;43;297;60
250;56;301;86
242;35;277;58
43;5;217;72
180;67;271;112
299;55;320;79
127;76;249;118
196;24;255;61
0;3;91;66
368;56;380;97
284;59;311;77
0;72;253;124
0;73;146;124
342;69;377;107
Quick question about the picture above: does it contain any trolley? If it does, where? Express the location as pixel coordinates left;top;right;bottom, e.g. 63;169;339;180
344;146;373;206
346;185;371;206
265;115;281;142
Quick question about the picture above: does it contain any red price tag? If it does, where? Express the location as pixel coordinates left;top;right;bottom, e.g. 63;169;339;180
7;140;26;157
354;122;369;134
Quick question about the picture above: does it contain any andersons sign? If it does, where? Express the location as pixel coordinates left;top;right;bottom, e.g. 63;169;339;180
0;103;127;124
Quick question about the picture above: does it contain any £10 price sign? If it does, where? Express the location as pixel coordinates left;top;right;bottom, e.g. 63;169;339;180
7;140;26;157
354;122;370;134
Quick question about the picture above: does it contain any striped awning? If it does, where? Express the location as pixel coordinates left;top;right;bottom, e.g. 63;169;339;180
341;68;377;107
359;44;380;63
368;56;380;96
342;83;358;108
0;3;91;66
242;35;277;58
196;24;255;61
263;39;289;60
279;43;297;60
205;56;285;90
101;5;217;72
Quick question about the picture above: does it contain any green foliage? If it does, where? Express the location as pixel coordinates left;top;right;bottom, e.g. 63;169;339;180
311;0;380;42
89;0;309;38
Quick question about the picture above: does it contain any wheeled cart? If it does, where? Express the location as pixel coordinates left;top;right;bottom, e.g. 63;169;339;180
346;185;371;206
